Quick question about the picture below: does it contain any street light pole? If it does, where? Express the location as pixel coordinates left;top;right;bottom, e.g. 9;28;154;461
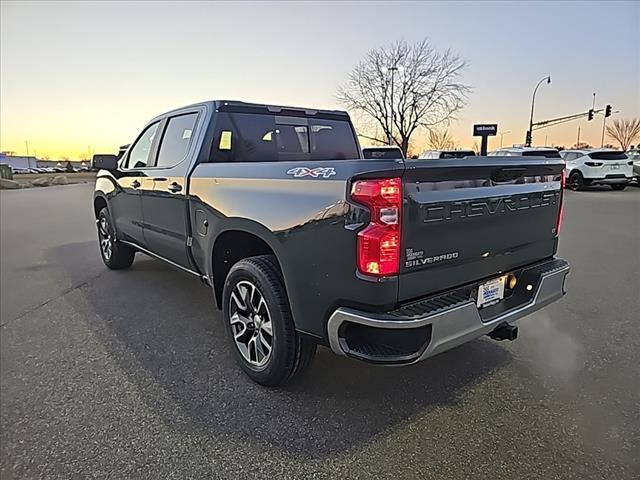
527;75;551;146
499;130;512;148
383;65;402;146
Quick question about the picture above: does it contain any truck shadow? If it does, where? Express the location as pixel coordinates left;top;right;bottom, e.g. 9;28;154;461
48;241;513;460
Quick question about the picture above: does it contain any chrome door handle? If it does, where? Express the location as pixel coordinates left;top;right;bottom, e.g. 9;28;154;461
131;180;141;188
167;182;182;193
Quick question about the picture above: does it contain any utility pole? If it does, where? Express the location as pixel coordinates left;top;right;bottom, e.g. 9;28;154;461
25;140;31;168
576;126;580;148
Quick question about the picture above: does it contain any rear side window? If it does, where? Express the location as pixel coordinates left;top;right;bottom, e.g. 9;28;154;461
588;151;628;160
522;150;561;158
211;113;358;162
156;113;198;168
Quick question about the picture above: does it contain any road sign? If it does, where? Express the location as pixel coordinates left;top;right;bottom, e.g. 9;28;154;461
473;124;498;137
473;124;498;155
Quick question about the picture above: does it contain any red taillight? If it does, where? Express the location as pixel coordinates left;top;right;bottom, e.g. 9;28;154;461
351;177;401;276
556;170;565;234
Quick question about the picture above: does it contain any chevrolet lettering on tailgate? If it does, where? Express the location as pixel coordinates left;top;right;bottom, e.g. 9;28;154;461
423;191;560;223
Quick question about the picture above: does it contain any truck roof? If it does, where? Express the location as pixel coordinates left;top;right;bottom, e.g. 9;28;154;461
160;100;351;120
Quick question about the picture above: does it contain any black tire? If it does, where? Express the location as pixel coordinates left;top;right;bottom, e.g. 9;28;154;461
222;255;316;386
568;171;585;191
97;207;135;269
611;184;626;191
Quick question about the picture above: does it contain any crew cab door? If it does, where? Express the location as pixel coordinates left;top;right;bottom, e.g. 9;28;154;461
110;121;160;246
139;110;200;269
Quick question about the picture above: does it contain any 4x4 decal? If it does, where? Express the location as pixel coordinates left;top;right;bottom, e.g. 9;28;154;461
286;167;336;179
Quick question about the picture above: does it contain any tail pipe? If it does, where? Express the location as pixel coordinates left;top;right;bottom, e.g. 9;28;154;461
488;323;518;341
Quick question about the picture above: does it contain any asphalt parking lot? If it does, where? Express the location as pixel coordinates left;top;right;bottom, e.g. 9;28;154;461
1;183;639;479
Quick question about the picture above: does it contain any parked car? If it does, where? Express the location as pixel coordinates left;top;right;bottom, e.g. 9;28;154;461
28;168;41;174
362;146;404;159
92;100;569;386
488;146;561;158
626;149;640;184
419;149;476;159
560;149;633;191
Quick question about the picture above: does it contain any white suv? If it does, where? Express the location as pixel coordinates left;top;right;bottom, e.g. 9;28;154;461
560;149;633;191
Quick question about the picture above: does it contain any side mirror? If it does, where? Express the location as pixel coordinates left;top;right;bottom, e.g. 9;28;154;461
92;154;119;171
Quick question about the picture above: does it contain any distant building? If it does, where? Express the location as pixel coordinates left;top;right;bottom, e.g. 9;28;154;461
37;160;86;169
0;153;87;171
0;154;38;169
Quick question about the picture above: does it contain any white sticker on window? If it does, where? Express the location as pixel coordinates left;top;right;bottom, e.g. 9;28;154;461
182;129;192;140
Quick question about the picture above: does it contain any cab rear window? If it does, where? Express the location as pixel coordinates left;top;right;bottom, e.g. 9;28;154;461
210;112;359;162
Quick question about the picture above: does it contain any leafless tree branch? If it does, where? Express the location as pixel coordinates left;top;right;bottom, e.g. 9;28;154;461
606;118;640;151
337;39;471;156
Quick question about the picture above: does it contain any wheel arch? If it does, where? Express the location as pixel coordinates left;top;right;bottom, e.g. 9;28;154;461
210;223;287;309
93;194;109;219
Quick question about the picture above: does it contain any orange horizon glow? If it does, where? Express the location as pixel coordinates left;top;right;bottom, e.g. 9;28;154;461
1;1;638;159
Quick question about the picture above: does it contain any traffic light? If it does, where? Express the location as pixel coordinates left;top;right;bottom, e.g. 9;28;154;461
605;105;612;118
525;130;532;146
588;109;594;121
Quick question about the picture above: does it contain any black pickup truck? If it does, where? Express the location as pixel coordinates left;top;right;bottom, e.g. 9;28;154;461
92;100;570;386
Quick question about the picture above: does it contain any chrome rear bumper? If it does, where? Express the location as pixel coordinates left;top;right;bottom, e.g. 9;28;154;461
327;258;570;365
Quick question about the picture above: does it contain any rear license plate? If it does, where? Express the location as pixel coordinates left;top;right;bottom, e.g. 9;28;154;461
477;276;506;308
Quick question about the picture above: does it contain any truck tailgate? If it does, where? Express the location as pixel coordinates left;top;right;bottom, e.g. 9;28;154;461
399;157;564;302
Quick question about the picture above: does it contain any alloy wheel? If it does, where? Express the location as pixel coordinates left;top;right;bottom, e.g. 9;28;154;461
98;217;113;260
229;280;273;367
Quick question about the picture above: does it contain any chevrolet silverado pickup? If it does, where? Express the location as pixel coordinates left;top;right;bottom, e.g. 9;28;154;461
92;100;570;386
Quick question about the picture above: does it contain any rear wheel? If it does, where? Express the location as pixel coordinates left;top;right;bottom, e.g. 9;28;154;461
611;184;627;191
222;255;316;386
568;172;585;191
97;207;135;269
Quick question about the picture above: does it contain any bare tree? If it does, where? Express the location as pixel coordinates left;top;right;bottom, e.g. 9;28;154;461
606;118;640;151
337;39;470;156
428;129;457;150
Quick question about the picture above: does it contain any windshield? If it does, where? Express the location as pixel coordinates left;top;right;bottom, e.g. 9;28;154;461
439;151;476;159
522;150;561;158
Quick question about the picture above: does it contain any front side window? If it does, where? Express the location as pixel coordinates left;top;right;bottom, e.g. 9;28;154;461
126;122;159;169
156;113;199;168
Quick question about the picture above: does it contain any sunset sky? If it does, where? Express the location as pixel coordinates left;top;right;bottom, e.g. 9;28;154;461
1;1;638;159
